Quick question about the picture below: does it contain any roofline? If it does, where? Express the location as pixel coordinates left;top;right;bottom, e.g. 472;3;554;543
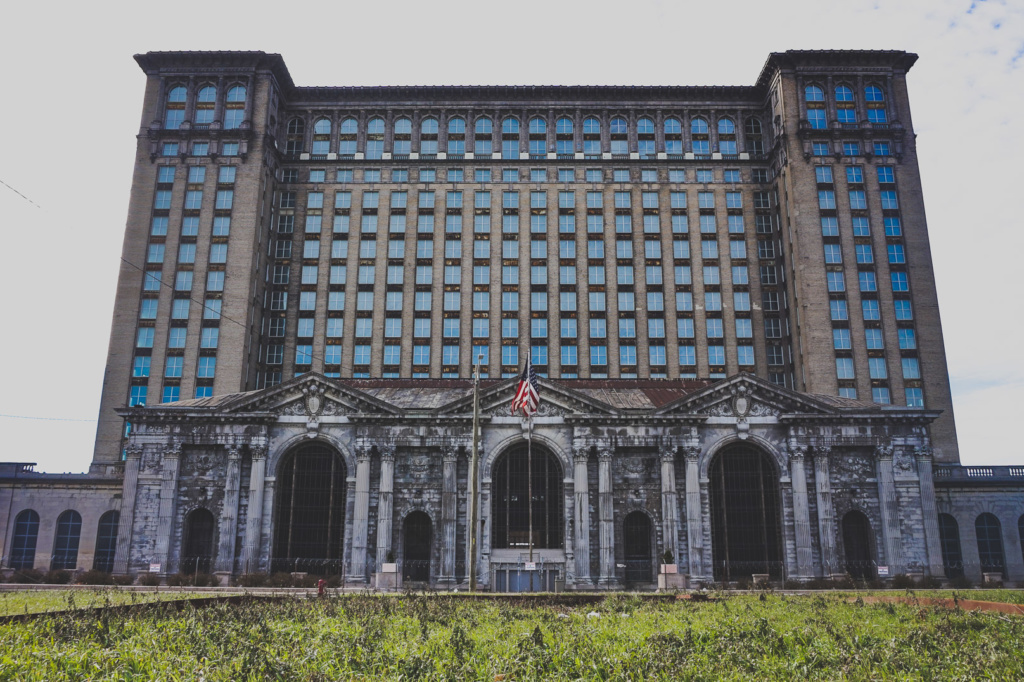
755;49;918;89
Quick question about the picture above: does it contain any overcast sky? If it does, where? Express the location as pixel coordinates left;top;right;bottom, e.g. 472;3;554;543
1;0;1021;471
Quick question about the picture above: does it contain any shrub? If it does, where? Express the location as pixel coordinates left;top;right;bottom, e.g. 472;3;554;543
237;573;268;588
949;575;974;590
6;568;44;584
138;573;162;586
324;575;343;588
167;572;219;587
112;574;135;586
891;574;916;589
916;575;941;589
267;572;296;588
76;569;115;585
981;578;1004;589
43;570;73;585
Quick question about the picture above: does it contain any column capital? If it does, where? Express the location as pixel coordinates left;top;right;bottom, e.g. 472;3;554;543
597;448;614;463
356;446;372;463
379;445;396;463
788;444;808;461
914;445;933;461
125;442;143;460
683;445;701;462
227;442;242;460
249;444;267;460
164;441;182;459
812;444;832;460
875;443;894;461
660;446;678;463
441;444;458;463
573;445;591;463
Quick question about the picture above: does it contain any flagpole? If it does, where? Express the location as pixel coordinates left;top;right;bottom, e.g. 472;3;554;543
527;414;533;564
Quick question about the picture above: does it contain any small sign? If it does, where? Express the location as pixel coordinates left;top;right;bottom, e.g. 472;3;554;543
876;565;889;577
524;562;537;571
616;563;626;569
149;563;161;573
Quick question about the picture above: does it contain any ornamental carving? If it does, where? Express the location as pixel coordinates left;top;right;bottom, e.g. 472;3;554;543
831;450;873;481
748;401;778;417
573;446;591;463
893;446;917;476
707;401;733;417
181;451;216;478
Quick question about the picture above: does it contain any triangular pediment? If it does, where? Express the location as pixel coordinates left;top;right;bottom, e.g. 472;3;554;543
223;373;401;416
654;373;839;417
438;378;618;417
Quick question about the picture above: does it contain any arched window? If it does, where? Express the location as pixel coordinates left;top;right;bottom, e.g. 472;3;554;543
272;442;347;573
718;117;737;156
501;117;519;135
421;117;439;135
709;445;783;580
394;117;412;135
226;85;246;102
637;117;655;135
805;85;825;101
842;510;875;580
745;118;762;136
865;84;888;124
339;118;358;135
745;117;764;155
313;118;331;135
51;510;82;571
664;117;681;135
9;510;39;570
164;86;186;130
556;117;573;135
366;117;385;159
717;117;735;135
394;117;412;156
937;513;963;578
182;508;215;574
528;117;546;135
224;85;246;129
287;118;305;136
367;117;385;135
501;118;520;159
197;86;216;103
492;444;563;549
609;117;627;134
195;86;216;125
93;511;120;573
690;117;709;135
475;117;492;135
402;511;432;582
623;511;653;583
865;85;885;102
976;513;1005;576
835;85;854;102
691;117;710;156
448;117;465;134
582;117;601;135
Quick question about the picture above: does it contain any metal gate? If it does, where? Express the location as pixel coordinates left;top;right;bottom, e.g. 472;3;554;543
623;511;653;583
403;511;432;582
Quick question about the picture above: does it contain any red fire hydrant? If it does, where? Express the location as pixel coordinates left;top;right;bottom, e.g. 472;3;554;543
317;578;326;597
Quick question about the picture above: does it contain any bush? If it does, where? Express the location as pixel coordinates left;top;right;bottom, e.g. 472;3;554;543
949;576;974;590
167;572;219;587
112;574;135;586
324;575;343;588
6;568;44;584
138;573;162;587
267;572;296;588
293;574;318;588
237;573;268;588
43;570;73;585
916;575;941;589
981;578;1004;589
891;574;916;590
76;569;115;585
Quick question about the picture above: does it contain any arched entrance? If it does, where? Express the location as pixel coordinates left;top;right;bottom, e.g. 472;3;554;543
491;443;564;550
842;510;875;580
937;513;963;579
623;511;654;584
976;513;1005;577
709;444;783;581
402;511;432;582
182;508;216;574
272;442;347;574
50;510;83;571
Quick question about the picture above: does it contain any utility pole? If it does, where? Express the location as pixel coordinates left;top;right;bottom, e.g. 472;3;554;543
468;354;482;591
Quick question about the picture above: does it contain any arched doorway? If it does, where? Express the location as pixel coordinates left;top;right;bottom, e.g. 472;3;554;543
976;513;1005;577
182;508;216;574
50;510;82;571
9;510;39;570
937;513;963;579
842;510;875;580
491;443;564;550
623;511;653;584
402;511;432;582
272;442;347;574
708;444;783;581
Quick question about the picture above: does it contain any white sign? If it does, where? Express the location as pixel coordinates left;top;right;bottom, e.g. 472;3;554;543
149;563;161;573
524;562;537;571
876;565;889;577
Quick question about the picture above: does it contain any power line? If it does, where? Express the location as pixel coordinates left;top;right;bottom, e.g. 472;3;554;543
0;179;42;209
0;414;94;423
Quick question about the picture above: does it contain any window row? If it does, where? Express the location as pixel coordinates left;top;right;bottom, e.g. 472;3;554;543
8;509;120;573
285;166;768;185
164;84;247;130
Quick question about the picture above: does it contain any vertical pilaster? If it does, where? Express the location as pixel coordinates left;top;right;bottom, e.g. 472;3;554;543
597;449;618;587
215;441;243;573
684;445;703;579
876;444;903;575
813;446;839;577
573;444;592;586
375;446;396;572
660;445;680;565
153;441;181;574
439;445;458;586
789;445;814;578
241;443;267;574
347;445;372;583
915;445;945;577
113;443;142;575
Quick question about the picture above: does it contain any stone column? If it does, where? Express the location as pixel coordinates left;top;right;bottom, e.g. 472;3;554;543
215;441;243;573
347;445;372;583
439;445;458;586
876;445;903;575
684;445;704;579
375;446;396;572
789;445;814;579
241;444;267;574
573;444;592;586
915;446;945;577
813;446;839;577
597;448;618;587
113;443;143;575
660;445;680;565
153;441;181;574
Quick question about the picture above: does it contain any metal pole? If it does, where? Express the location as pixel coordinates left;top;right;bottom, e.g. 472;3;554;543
469;354;482;592
527;416;534;563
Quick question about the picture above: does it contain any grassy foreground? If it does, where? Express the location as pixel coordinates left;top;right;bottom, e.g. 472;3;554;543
0;593;1022;680
0;590;231;617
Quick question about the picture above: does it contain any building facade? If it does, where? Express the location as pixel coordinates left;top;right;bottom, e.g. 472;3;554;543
1;50;1021;587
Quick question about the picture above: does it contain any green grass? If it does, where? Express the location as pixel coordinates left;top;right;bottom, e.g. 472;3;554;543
0;593;1022;680
0;589;225;617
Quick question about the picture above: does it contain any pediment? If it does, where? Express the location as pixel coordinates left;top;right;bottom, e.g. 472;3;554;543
437;379;617;417
222;373;400;417
654;373;838;417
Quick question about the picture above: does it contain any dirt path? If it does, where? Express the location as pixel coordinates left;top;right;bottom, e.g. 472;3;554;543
856;595;1024;617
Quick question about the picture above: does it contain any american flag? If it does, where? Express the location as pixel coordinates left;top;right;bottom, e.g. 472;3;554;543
511;358;540;417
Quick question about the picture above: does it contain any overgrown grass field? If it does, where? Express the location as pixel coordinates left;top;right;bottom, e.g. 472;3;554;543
0;590;230;617
0;592;1021;680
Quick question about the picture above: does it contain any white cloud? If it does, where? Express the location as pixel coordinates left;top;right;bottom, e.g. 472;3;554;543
0;0;1020;469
